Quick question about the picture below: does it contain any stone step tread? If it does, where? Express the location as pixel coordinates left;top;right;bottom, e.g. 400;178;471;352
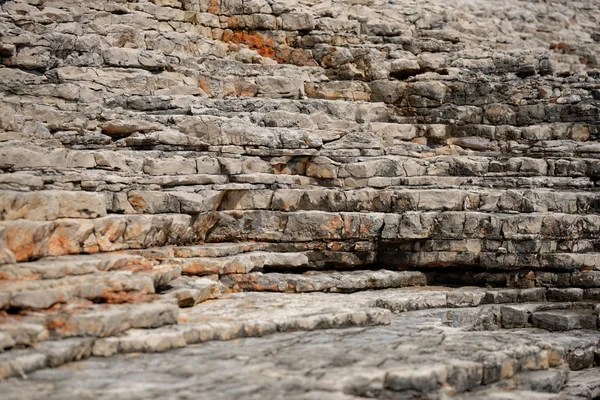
117;187;600;215
128;242;375;265
93;306;392;358
161;276;224;308
0;287;598;380
124;242;267;260
4;166;598;194
0;252;154;280
499;302;599;330
369;289;597;313
531;309;599;331
559;367;600;399
221;270;428;293
50;119;600;150
0;272;156;310
0;301;179;353
0;265;181;311
4;142;600;177
35;175;596;192
0;190;107;222
166;251;310;276
0;337;95;380
497;369;568;393
171;242;269;258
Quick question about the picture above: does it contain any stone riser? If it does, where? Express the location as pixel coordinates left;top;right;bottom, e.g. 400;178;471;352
378;251;600;271
7;187;599;220
1;210;599;263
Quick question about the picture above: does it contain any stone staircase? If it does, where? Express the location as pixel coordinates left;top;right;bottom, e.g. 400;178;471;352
1;0;600;397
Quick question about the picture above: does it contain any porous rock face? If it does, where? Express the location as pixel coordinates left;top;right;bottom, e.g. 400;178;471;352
1;0;600;398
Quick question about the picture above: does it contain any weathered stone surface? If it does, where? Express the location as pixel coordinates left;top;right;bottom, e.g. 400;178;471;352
1;294;598;398
0;0;599;396
221;270;427;293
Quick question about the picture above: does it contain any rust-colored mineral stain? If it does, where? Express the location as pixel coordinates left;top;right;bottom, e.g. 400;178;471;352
224;30;277;60
207;0;219;14
98;290;157;304
526;271;535;280
343;217;356;236
127;195;148;211
47;318;73;335
329;242;342;252
6;228;36;262
198;77;212;96
360;219;375;236
48;229;75;256
550;41;576;54
275;47;318;67
227;16;241;29
322;216;343;236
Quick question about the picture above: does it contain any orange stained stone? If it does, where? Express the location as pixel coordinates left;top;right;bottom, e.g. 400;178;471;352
207;0;219;14
6;225;39;262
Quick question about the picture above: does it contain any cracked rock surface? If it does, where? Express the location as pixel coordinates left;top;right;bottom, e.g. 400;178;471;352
2;296;600;399
1;0;600;397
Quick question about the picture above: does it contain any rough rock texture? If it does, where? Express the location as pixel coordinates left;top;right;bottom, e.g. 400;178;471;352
1;0;600;397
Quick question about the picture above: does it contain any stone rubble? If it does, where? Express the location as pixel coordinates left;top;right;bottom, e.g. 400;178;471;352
1;0;600;397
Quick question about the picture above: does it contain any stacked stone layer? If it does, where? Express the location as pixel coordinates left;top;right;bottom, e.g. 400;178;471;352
1;0;600;397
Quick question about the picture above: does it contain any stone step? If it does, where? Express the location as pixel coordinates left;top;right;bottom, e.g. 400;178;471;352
379;251;600;271
126;242;267;261
36;171;597;192
540;331;600;371
558;367;600;399
3;152;597;193
419;269;600;293
220;270;428;293
161;276;224;308
149;96;600;140
494;369;568;393
455;387;562;399
331;176;596;190
92;291;395;358
172;242;268;258
0;263;181;311
0;213;202;263
499;303;599;330
167;251;309;276
531;309;598;331
0;301;179;352
383;238;600;254
118;187;600;215
369;290;592;314
0;272;156;311
0;338;95;380
33;145;600;177
0;286;596;381
133;242;376;269
0;252;154;280
4;139;600;182
2;210;599;263
402;101;600;128
0;190;107;221
232;174;596;190
204;210;600;243
381;333;563;396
